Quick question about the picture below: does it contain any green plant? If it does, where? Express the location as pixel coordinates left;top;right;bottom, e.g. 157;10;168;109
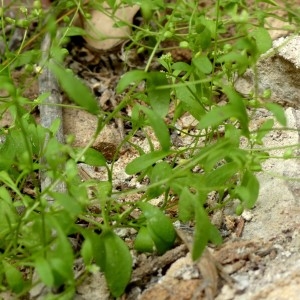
0;0;298;298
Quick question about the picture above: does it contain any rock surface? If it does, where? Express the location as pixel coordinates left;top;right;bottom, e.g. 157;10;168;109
235;36;300;107
225;36;300;299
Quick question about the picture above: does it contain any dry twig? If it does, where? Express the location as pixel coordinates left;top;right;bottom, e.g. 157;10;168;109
130;244;188;284
38;33;66;203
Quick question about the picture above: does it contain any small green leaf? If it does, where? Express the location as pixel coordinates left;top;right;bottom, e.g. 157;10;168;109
39;217;75;288
224;86;249;137
178;188;196;222
235;204;244;216
116;70;148;93
90;232;105;268
96;181;112;209
205;162;239;188
199;87;249;136
147;162;172;198
175;85;205;119
0;186;12;203
198;105;234;129
11;49;41;68
0;75;16;96
258;0;278;5
50;257;74;287
192;56;212;74
134;227;155;253
81;238;94;265
99;230;132;297
0;137;15;170
191;138;233;172
3;261;25;293
193;207;211;260
140;106;170;151
74;147;107;166
255;119;274;144
217;51;249;74
138;202;176;255
140;0;153;21
53;192;83;217
126;150;171;175
235;170;259;208
250;27;272;55
35;257;54;287
50;62;99;114
197;27;211;50
147;72;171;117
62;26;87;37
43;137;65;169
0;198;18;239
1;128;29;164
193;204;222;260
265;102;287;126
49;118;61;135
172;62;192;72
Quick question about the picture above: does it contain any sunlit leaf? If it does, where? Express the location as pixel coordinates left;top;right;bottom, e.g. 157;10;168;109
98;230;132;297
224;86;250;137
172;62;192;72
193;204;222;260
217;51;249;74
0;199;18;247
175;85;205;119
126;150;171;175
62;26;87;37
197;27;211;50
35;257;54;287
192;55;212;74
116;70;148;93
90;232;105;268
198;105;233;129
147;161;172;198
265;102;287;126
3;261;26;293
235;170;259;208
138;202;176;255
74;147;107;166
0;186;11;203
134;226;155;253
250;27;272;55
50;256;74;287
205;162;239;188
12;50;41;68
50;62;99;114
147;72;171;117
53;192;83;217
258;0;278;5
81;238;94;265
140;106;170;151
178;187;196;222
255;119;274;144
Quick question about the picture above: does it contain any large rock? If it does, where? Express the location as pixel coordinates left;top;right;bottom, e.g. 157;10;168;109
230;35;300;300
235;35;300;107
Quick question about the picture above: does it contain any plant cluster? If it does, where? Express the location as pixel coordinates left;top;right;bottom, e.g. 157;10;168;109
0;0;298;298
